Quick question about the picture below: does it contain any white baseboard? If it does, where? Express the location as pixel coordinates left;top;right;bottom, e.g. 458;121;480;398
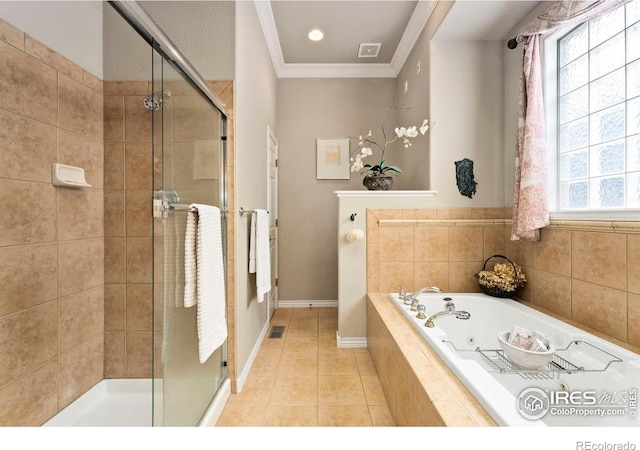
277;299;338;308
235;319;270;393
336;331;367;348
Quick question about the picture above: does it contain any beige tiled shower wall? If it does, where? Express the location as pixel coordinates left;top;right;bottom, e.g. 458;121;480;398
0;19;104;426
367;208;640;352
103;80;156;379
102;80;236;385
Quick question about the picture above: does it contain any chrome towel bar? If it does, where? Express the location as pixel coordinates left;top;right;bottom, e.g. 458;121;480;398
166;203;229;214
154;201;267;217
239;207;269;216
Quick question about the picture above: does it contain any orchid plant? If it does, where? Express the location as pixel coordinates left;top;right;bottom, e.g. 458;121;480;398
350;104;430;177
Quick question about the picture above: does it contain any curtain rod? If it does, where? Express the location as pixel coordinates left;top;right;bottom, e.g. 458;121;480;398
507;38;519;49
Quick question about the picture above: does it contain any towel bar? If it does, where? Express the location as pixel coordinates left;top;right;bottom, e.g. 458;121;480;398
166;203;229;214
239;207;269;216
152;199;229;218
170;204;267;216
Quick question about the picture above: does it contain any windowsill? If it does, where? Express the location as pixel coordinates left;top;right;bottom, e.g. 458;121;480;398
550;210;640;222
334;190;438;198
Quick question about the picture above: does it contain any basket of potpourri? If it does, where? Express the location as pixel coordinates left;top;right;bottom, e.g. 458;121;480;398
475;254;526;298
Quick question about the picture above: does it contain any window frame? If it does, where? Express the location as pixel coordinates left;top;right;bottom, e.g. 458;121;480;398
543;5;640;221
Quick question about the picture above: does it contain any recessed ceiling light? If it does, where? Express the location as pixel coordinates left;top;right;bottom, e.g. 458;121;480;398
308;29;324;41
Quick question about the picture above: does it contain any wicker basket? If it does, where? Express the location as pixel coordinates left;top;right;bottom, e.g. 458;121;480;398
475;254;523;298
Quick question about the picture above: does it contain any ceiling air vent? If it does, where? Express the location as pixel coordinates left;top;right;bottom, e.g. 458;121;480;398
358;43;381;58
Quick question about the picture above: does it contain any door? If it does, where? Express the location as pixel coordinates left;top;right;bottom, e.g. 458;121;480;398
267;127;278;319
152;53;227;426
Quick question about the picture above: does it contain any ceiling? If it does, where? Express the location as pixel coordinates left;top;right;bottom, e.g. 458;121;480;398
256;0;542;78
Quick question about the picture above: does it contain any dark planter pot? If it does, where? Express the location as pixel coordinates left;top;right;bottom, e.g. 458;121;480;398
363;175;394;190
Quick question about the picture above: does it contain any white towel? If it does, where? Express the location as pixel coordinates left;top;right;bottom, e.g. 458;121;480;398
249;209;271;302
184;204;227;363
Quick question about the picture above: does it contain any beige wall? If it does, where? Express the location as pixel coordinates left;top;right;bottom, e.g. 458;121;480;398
0;0;103;77
277;78;397;303
0;19;104;426
276;1;505;306
367;207;640;351
394;0;453;191
429;40;505;207
234;0;278;388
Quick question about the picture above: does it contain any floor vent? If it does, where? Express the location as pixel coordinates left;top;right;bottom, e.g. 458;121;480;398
269;326;285;339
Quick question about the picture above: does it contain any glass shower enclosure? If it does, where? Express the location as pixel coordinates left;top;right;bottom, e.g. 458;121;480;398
151;51;228;427
108;1;228;427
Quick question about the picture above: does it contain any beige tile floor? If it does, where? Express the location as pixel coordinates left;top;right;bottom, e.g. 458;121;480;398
216;307;395;427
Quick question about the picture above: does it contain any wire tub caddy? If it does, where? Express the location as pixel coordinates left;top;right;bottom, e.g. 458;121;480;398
444;340;624;380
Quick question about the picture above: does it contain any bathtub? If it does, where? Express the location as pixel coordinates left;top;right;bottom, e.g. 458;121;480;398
389;293;640;427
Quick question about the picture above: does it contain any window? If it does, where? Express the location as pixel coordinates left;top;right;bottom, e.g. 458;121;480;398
553;0;640;213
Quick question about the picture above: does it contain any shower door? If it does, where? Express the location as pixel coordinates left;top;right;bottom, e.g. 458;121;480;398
151;49;227;426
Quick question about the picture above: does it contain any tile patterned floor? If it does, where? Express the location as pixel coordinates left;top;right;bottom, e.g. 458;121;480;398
216;307;395;427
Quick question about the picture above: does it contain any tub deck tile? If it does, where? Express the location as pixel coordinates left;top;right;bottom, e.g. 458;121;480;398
367;292;497;427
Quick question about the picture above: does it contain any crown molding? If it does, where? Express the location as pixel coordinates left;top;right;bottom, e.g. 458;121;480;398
254;0;434;79
390;0;437;75
277;63;397;78
254;0;285;73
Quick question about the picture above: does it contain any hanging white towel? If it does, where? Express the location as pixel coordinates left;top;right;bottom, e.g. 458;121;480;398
249;209;271;302
183;204;227;363
184;212;197;308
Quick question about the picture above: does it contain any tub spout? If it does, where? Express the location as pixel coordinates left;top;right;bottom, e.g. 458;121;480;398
401;286;442;305
425;308;471;328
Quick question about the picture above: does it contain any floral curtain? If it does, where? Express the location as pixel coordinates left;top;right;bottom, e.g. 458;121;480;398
510;0;633;242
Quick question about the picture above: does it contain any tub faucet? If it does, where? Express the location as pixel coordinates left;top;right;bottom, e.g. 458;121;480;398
399;286;442;305
425;297;471;328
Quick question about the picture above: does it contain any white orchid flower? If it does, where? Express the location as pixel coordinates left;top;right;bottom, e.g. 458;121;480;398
395;127;407;138
406;126;418;138
361;147;373;156
351;155;364;172
420;119;429;135
403;138;411;148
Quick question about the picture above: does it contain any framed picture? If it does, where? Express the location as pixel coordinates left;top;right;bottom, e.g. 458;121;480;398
316;138;350;179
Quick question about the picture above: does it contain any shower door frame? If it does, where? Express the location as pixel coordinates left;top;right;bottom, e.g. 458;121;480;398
107;1;227;116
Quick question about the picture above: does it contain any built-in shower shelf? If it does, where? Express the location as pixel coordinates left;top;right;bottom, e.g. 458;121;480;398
450;340;623;380
51;163;91;188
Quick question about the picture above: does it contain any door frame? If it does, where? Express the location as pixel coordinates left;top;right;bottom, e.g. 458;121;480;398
267;126;278;319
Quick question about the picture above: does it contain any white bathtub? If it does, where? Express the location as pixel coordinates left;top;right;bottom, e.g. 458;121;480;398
389;293;640;427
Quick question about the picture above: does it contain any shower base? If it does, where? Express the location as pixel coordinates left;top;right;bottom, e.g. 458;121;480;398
42;377;231;427
42;379;154;427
